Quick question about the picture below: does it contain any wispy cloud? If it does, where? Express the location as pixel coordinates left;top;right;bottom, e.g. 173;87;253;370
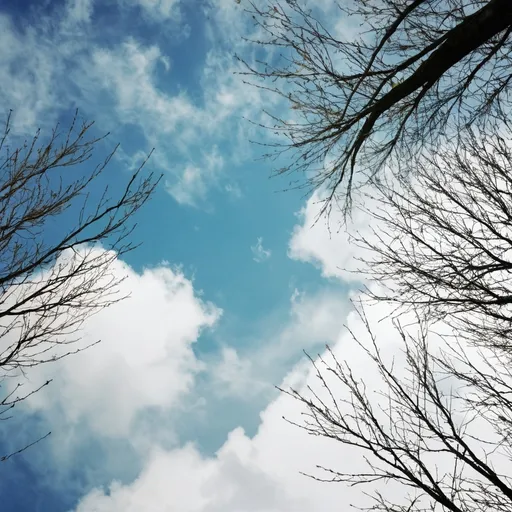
206;287;348;401
224;183;242;199
65;0;95;25
123;0;182;21
0;0;280;208
251;237;271;263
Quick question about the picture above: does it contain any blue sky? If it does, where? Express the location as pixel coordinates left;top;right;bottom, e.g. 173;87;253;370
0;1;381;510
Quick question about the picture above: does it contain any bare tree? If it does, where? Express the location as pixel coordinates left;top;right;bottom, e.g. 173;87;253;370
243;1;512;507
277;112;512;511
241;0;512;212
0;111;159;457
349;121;512;353
285;305;512;512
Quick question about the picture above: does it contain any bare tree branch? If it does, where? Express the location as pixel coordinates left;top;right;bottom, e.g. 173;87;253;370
0;111;160;459
352;122;512;352
242;0;512;214
285;304;512;511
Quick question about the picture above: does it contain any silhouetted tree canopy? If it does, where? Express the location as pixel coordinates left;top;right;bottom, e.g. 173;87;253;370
0;112;159;459
282;122;512;511
353;123;512;354
243;0;512;212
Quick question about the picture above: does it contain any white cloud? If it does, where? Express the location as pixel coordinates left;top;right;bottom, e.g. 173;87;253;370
166;164;210;206
210;346;263;399
251;237;271;263
18;250;221;439
90;39;197;137
85;37;265;207
67;297;419;511
73;389;328;512
166;146;225;207
0;0;99;134
122;0;181;21
74;292;503;512
263;287;349;363
208;287;349;400
224;183;242;199
289;189;379;282
0;0;284;207
76;444;214;512
0;15;63;133
65;0;95;25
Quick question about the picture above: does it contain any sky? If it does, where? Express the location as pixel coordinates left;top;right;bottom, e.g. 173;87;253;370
0;0;406;511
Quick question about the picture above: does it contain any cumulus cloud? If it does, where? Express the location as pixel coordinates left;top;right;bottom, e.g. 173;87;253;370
18;250;221;439
73;288;503;512
251;237;271;263
70;296;439;512
73;375;333;511
289;189;380;282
